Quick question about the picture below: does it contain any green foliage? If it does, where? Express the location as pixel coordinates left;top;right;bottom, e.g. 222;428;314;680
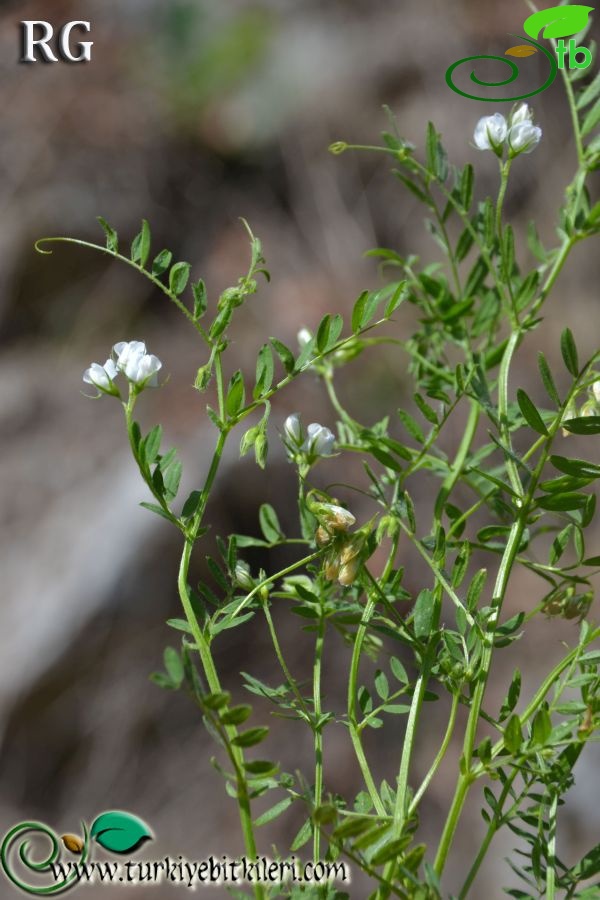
46;72;600;900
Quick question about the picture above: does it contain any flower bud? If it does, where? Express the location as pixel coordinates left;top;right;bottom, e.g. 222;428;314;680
62;834;84;855
297;328;313;348
194;363;212;392
235;561;254;591
303;423;335;458
283;413;303;446
510;103;533;126
593;380;600;404
218;286;244;311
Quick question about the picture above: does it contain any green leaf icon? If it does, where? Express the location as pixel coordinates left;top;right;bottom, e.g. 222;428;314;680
523;5;594;40
90;811;153;854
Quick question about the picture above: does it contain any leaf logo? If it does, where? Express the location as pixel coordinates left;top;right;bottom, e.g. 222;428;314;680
505;45;538;57
523;4;594;40
90;811;153;854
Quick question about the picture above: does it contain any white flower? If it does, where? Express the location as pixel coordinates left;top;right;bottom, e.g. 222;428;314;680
297;328;313;348
82;358;119;396
303;422;335;457
283;412;303;446
592;380;600;404
113;340;162;387
508;121;542;155
510;103;533;126
113;340;146;379
473;113;508;152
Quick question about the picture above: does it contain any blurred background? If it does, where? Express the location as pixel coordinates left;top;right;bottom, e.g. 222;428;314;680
0;0;598;896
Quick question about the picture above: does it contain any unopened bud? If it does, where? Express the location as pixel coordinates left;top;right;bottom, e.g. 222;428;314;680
194;364;212;392
297;328;313;348
283;413;303;446
235;562;254;591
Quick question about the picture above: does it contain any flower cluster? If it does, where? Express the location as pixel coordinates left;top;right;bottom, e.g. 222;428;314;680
282;413;335;464
306;494;364;586
83;340;162;398
474;104;542;158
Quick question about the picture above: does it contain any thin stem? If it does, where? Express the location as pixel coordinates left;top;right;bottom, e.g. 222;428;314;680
433;398;480;526
396;520;476;627
379;592;440;897
458;769;518;898
35;236;209;341
546;791;558;899
228;550;323;621
409;691;460;815
347;590;387;817
312;614;326;862
261;600;313;724
177;539;263;899
497;329;524;497
434;366;592;877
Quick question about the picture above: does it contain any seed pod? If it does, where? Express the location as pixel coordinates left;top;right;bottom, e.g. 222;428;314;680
62;834;84;855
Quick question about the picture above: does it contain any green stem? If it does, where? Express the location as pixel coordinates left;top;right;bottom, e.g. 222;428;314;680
497;329;523;497
434;365;592;878
380;591;440;897
409;691;460;815
347;591;387;817
261;600;313;724
177;539;263;899
434;398;480;525
546;791;558;900
313;614;326;862
458;769;518;898
35;236;209;341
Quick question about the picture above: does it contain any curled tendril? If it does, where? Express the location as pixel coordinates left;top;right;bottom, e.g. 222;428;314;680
446;36;557;102
1;821;89;895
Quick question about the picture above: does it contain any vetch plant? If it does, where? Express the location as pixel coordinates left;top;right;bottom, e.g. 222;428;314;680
35;45;600;900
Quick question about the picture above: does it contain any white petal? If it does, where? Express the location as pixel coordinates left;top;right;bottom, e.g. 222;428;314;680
103;358;118;379
511;103;532;126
